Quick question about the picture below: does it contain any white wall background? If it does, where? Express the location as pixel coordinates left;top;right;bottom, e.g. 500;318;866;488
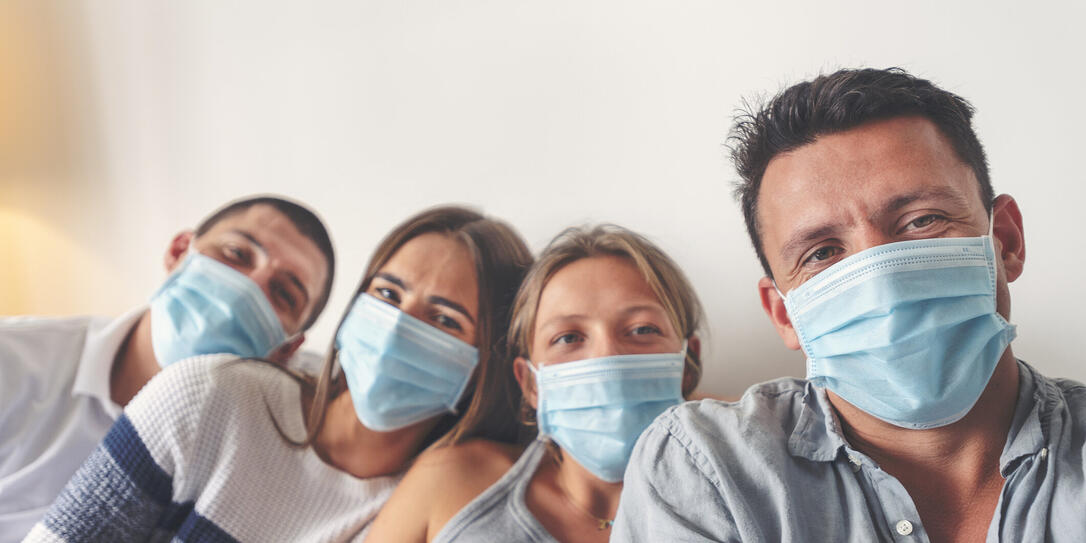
2;0;1083;397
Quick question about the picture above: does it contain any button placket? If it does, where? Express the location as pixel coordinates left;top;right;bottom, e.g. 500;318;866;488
862;462;928;541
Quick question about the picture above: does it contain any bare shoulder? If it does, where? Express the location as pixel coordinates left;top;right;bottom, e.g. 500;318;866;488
366;439;526;542
410;439;523;494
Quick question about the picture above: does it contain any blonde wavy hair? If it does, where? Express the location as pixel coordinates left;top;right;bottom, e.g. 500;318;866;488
451;224;705;440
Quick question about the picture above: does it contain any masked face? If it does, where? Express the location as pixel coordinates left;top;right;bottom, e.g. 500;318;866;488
182;203;329;338
519;255;686;482
150;203;329;366
756;117;1024;428
778;234;1016;429
335;232;481;432
149;252;295;366
335;293;479;431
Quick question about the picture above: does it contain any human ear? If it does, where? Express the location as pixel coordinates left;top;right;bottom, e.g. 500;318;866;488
991;194;1025;282
164;230;195;272
686;334;701;360
758;276;801;351
513;356;538;410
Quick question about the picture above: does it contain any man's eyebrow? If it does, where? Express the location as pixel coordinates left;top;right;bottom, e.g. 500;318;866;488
429;295;476;325
231;230;267;253
779;223;843;264
776;187;977;264
880;187;974;217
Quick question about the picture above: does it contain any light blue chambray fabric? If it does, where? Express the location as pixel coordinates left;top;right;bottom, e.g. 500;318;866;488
612;361;1086;542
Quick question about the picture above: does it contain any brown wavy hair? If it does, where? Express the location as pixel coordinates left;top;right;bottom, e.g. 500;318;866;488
291;205;533;450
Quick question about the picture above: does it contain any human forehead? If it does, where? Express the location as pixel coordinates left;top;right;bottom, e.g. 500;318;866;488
197;204;328;298
535;255;668;328
378;232;479;310
757;118;985;255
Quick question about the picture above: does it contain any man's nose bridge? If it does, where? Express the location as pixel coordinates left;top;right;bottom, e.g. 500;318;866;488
856;224;896;253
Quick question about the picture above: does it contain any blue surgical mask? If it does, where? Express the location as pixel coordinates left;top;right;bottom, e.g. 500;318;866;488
531;345;685;483
149;252;290;367
781;235;1016;430
335;293;479;432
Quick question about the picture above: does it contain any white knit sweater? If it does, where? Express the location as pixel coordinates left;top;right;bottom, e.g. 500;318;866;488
24;354;401;542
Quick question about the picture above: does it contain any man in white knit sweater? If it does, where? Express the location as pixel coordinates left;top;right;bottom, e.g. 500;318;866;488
0;195;335;543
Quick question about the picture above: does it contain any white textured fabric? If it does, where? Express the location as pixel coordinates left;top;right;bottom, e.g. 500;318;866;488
0;309;143;543
127;354;400;541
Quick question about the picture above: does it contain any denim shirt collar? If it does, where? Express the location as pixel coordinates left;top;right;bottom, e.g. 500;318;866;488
998;360;1049;476
788;381;850;462
787;360;1051;468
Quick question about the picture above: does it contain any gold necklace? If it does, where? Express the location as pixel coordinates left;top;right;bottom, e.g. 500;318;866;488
553;472;614;531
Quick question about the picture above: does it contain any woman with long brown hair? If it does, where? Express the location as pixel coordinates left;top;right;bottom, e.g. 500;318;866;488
367;224;705;543
26;206;532;542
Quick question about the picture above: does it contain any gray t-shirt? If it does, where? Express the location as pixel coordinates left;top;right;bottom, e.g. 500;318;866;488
433;439;559;543
612;361;1086;542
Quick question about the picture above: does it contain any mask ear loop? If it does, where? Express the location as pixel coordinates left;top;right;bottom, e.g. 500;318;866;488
524;359;549;440
526;359;543;401
772;280;787;302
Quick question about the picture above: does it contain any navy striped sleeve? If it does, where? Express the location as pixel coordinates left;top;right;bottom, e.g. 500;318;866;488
37;415;171;542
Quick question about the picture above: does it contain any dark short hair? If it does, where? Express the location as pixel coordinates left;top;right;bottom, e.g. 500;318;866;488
195;195;335;331
729;67;993;278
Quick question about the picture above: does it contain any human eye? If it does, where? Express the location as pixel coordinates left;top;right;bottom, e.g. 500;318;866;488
221;244;252;265
630;324;662;336
550;332;583;346
433;313;463;332
373;287;402;305
272;283;297;310
803;245;843;265
904;214;947;231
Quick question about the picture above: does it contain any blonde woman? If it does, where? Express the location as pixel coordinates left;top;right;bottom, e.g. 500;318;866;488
26;206;532;542
367;225;704;543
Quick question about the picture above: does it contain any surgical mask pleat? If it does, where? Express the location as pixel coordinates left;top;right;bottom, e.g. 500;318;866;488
808;300;994;358
794;263;993;345
149;253;288;366
533;351;684;482
336;293;479;432
790;236;1015;429
540;374;682;410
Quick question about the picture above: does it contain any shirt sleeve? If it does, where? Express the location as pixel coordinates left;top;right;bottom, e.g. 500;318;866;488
611;412;740;542
22;358;218;542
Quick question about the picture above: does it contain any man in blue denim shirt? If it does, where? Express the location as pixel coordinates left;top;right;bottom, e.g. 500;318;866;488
613;68;1086;542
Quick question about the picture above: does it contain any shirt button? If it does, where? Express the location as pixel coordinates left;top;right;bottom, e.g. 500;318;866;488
1040;447;1048;460
895;520;914;536
848;454;862;472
